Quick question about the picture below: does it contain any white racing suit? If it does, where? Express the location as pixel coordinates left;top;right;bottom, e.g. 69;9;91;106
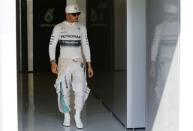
55;58;90;113
151;21;179;130
151;21;178;99
49;21;91;113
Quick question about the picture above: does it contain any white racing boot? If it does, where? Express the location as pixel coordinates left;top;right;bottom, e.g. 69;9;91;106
63;113;71;126
74;111;83;129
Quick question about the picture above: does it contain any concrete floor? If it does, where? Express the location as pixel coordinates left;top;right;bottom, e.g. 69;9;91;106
18;73;140;131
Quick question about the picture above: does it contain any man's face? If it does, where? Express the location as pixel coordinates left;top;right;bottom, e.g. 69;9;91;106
66;12;80;23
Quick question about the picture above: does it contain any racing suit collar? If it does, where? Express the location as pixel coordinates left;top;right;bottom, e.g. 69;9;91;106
64;21;78;26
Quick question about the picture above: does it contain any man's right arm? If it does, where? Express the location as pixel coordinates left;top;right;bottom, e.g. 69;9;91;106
51;62;58;74
150;24;161;77
49;25;60;74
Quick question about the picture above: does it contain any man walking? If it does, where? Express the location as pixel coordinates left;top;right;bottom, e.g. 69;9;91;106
49;4;94;129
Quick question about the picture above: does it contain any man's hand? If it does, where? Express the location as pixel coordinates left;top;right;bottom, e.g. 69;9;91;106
51;62;58;74
87;62;94;78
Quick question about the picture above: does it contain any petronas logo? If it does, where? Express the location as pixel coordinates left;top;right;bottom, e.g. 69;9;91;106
44;8;55;23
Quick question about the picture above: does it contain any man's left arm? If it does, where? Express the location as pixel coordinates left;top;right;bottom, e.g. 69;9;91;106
87;62;94;78
81;26;94;78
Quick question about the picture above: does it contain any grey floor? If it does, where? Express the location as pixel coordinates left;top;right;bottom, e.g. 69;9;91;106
18;73;134;131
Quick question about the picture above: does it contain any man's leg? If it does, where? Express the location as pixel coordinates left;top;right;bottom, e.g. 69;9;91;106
61;78;71;126
72;64;86;129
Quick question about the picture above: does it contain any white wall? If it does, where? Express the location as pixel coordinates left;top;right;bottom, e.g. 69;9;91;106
0;0;18;130
180;1;193;130
146;0;180;130
127;0;146;128
151;42;179;131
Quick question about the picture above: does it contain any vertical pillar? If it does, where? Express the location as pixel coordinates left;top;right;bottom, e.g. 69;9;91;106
0;0;17;130
127;0;146;128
